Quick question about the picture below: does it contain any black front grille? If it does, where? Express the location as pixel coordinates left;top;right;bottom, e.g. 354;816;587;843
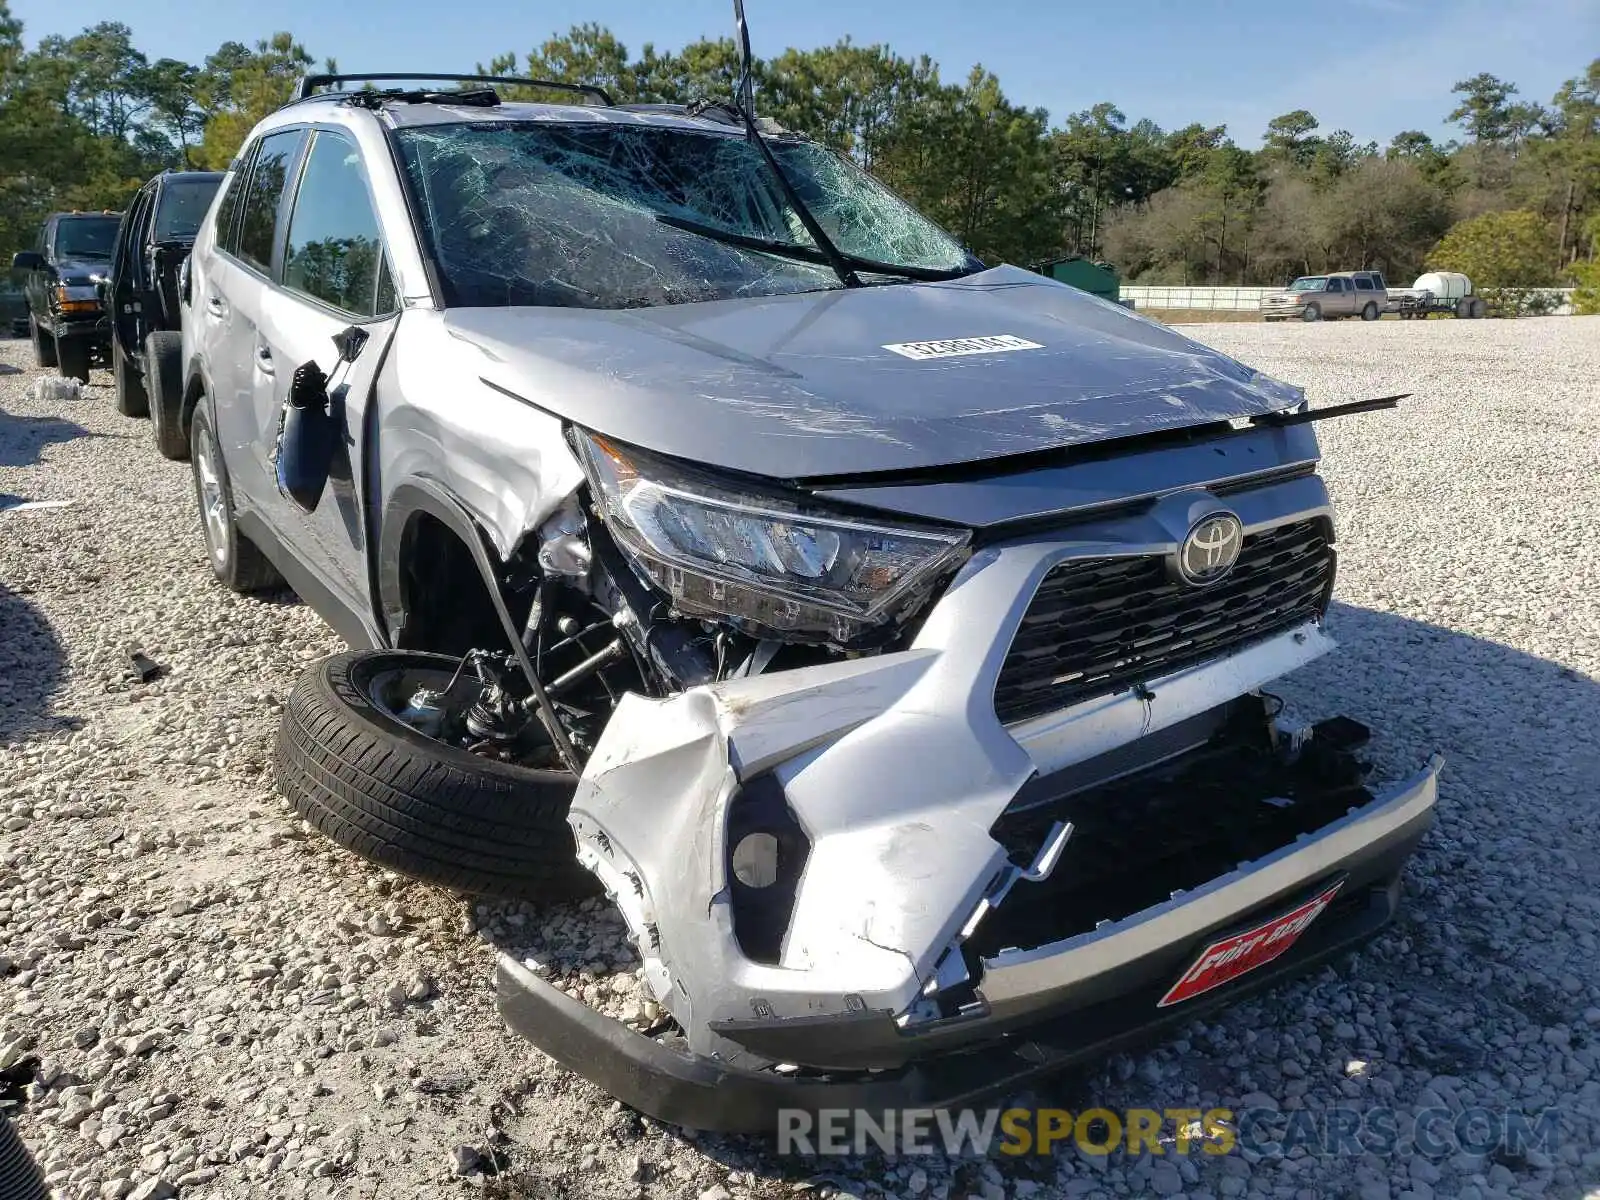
994;518;1334;723
977;704;1372;952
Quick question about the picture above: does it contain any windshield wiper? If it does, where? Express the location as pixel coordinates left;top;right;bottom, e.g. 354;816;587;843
723;0;862;290
655;214;973;282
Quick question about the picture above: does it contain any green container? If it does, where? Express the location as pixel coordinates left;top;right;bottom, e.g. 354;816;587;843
1036;256;1120;302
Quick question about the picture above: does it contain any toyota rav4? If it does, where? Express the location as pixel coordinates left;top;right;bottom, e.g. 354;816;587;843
178;71;1440;1132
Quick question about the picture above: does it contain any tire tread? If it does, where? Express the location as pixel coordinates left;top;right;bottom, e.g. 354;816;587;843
147;332;188;459
114;339;149;416
274;651;595;901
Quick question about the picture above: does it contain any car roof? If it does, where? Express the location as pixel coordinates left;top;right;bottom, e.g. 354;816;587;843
384;99;741;133
265;92;763;138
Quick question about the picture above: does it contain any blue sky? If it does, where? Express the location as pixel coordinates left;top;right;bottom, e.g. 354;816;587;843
12;0;1596;147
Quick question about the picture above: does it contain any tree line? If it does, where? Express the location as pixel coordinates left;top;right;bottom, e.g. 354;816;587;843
2;4;1596;302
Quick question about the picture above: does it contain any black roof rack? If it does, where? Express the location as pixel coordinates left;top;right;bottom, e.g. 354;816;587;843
292;73;614;105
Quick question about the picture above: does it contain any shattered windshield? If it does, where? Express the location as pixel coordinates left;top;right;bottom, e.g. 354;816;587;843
1287;277;1327;292
393;121;974;309
54;216;120;260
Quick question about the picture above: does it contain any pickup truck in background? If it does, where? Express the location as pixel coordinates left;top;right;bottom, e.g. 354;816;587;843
1261;271;1388;322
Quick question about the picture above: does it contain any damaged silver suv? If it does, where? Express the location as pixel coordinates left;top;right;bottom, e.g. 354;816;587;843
179;70;1440;1132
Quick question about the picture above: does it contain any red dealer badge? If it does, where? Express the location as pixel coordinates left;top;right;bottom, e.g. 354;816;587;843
1157;879;1346;1008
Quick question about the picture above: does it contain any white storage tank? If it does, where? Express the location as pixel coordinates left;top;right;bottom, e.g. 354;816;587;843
1412;271;1472;299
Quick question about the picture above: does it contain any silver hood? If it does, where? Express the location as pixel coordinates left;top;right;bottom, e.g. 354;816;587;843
455;264;1303;480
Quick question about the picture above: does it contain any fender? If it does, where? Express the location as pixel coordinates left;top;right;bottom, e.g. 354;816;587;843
375;478;493;646
181;350;215;437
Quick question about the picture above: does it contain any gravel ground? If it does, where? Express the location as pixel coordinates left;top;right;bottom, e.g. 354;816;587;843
1;317;1597;1200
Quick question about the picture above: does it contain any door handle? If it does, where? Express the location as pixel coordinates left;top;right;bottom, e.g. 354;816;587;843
205;295;225;316
255;345;275;376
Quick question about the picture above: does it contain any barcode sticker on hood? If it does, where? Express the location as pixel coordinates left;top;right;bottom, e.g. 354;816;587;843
883;335;1044;361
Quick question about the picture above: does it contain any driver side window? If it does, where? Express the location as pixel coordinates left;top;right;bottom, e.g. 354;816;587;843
281;130;396;319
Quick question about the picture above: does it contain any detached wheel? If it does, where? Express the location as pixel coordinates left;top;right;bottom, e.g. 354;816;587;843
146;332;189;459
190;408;283;592
275;650;596;902
57;337;90;383
1301;304;1321;322
29;316;57;369
0;1113;49;1199
113;339;149;417
1361;302;1379;321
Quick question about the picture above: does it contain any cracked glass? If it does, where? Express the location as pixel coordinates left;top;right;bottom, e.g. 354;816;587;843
393;121;972;309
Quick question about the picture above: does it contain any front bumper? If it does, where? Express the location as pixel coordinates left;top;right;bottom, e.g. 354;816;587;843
500;751;1437;1133
51;312;109;337
52;313;111;357
502;473;1441;1129
1260;299;1308;320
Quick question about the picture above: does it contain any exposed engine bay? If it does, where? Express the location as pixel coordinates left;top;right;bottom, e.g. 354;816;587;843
386;429;971;777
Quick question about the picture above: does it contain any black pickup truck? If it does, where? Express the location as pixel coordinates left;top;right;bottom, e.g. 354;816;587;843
107;170;224;449
12;211;122;381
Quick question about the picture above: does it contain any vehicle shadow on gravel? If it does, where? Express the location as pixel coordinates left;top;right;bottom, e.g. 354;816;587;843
0;582;73;743
0;403;94;469
479;600;1600;1193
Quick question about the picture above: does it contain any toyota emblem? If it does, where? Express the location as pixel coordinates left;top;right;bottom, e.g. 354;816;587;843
1177;513;1243;585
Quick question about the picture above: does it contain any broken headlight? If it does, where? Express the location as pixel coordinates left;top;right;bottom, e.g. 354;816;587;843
574;431;969;644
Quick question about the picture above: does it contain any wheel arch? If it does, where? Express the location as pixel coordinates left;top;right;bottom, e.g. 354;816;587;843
181;352;214;436
376;479;521;656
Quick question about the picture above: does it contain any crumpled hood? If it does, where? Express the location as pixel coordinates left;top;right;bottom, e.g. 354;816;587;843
452;264;1303;479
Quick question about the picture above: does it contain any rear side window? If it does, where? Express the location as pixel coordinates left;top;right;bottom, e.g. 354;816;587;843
282;130;393;317
154;176;224;242
236;129;307;274
212;153;253;254
1353;276;1373;291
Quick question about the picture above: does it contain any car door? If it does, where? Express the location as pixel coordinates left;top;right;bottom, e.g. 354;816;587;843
252;126;402;616
26;220;53;325
110;183;155;359
206;128;307;481
1324;278;1349;316
1352;273;1377;316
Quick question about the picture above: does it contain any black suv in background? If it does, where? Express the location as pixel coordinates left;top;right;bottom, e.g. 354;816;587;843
107;171;224;446
12;211;122;381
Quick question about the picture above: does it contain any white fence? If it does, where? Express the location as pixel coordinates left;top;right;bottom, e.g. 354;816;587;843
1122;285;1577;316
1122;286;1276;311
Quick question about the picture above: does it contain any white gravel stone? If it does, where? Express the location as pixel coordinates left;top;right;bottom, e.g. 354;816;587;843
2;324;1598;1196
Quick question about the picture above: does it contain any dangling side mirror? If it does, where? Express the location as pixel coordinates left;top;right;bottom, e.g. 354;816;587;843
274;360;337;513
